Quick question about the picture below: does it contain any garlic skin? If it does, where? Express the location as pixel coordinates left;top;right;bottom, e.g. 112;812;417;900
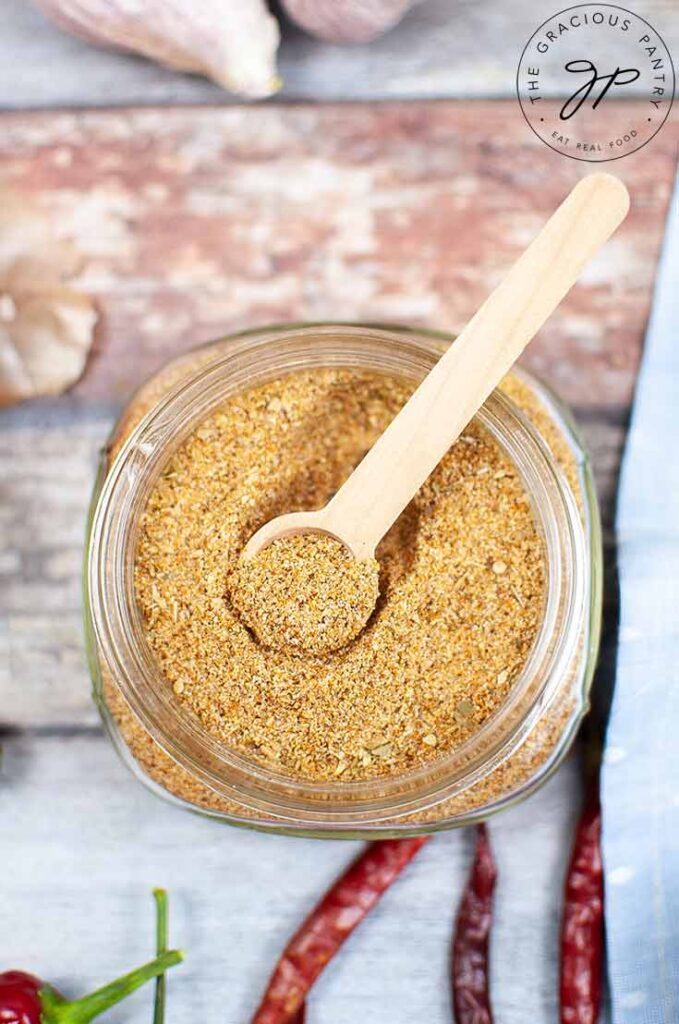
33;0;281;99
281;0;419;43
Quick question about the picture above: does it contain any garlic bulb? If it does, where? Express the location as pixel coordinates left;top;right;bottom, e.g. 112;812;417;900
281;0;420;43
34;0;281;99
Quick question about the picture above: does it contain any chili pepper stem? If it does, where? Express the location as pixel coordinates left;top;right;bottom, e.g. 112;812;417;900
153;888;169;1024
38;950;183;1024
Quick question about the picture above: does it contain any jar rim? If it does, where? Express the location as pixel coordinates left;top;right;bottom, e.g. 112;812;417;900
87;323;588;827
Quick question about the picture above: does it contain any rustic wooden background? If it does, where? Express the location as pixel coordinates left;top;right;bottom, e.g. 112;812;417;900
1;2;678;1022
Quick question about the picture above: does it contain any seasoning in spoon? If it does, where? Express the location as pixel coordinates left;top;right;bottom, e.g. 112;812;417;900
229;533;380;655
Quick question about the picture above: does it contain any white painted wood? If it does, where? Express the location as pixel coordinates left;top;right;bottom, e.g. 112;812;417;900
0;401;112;728
0;0;676;108
0;732;582;1024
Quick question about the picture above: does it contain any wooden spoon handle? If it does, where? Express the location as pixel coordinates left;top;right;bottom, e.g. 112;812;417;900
324;173;629;558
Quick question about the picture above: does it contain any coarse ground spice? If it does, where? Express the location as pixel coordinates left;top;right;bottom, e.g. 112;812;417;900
229;534;380;656
96;352;590;826
134;369;546;783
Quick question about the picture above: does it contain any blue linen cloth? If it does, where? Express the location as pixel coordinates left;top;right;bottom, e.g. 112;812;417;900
602;168;679;1024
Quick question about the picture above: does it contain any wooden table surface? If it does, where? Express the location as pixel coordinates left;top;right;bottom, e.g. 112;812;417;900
1;97;677;1021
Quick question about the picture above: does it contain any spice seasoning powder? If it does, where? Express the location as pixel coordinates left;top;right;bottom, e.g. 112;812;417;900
229;534;381;656
134;369;546;783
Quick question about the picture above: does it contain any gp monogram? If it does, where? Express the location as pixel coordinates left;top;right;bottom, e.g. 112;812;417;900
517;4;675;161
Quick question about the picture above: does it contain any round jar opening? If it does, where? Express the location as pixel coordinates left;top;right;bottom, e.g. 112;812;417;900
88;325;587;826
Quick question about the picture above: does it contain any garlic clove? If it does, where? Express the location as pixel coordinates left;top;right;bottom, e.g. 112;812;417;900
0;190;97;407
280;0;420;44
33;0;281;99
0;288;97;406
0;200;81;286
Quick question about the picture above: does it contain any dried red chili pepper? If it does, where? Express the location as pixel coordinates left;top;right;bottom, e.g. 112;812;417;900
560;784;603;1024
451;823;497;1024
251;836;429;1024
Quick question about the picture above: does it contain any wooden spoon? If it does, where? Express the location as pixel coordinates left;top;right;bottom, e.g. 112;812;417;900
244;173;629;562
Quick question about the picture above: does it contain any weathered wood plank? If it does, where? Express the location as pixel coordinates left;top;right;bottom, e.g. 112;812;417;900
0;730;581;1024
1;0;676;107
0;103;674;408
1;402;111;727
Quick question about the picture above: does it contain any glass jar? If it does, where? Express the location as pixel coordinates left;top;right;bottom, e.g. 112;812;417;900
84;324;601;838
